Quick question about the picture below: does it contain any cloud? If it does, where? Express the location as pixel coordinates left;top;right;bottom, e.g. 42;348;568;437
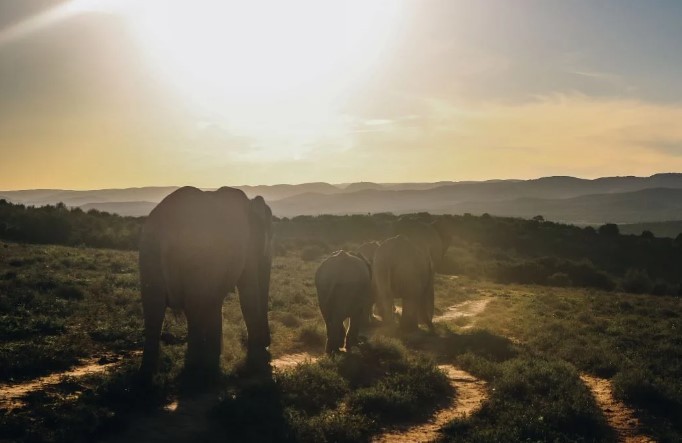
341;93;682;181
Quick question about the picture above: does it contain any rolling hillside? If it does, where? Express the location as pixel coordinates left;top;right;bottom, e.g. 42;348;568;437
3;174;682;224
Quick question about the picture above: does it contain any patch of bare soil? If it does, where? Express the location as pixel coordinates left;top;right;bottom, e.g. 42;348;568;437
373;364;488;443
270;352;317;370
580;374;656;443
434;299;491;326
0;353;137;410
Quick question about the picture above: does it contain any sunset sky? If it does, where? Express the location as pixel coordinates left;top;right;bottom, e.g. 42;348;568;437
2;0;682;189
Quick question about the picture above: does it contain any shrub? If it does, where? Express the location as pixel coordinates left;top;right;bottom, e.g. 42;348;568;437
298;323;326;348
621;268;652;294
546;272;572;287
278;363;348;414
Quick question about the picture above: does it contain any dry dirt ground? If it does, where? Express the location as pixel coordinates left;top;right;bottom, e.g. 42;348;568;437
0;352;139;410
580;374;656;443
373;365;487;443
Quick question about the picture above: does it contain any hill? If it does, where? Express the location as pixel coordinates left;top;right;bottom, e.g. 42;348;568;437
4;173;682;223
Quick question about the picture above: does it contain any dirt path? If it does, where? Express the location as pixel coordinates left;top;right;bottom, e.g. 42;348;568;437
434;298;491;326
373;364;488;443
271;352;317;370
580;374;656;443
0;353;137;410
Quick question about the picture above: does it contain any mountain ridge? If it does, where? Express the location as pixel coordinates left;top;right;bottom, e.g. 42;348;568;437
2;173;682;224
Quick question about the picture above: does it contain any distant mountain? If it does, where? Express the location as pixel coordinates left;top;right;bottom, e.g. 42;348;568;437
79;201;158;217
343;182;384;192
3;173;682;223
0;187;181;207
449;188;682;224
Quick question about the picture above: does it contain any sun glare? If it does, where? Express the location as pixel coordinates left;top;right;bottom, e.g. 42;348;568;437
101;0;405;149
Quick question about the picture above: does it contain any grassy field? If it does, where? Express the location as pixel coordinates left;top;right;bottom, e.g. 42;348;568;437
0;240;680;442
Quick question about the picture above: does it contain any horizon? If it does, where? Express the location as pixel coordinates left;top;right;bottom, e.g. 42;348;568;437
2;1;682;189
1;171;681;193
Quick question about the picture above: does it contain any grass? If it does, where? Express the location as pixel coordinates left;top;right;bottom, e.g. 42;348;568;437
453;281;682;442
443;355;613;442
214;337;452;442
1;240;681;442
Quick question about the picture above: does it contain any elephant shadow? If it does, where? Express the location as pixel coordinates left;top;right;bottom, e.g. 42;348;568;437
108;356;292;442
397;327;519;363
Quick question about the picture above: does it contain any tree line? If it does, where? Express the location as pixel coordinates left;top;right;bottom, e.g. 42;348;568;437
2;199;681;294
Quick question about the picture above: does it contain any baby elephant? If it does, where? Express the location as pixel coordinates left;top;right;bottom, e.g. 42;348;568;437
315;251;372;354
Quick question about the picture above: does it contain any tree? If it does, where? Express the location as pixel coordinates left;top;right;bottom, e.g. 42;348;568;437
598;223;620;236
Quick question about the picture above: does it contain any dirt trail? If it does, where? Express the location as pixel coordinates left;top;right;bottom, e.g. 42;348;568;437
580;374;656;443
270;352;317;370
373;364;488;443
434;298;491;326
0;353;137;410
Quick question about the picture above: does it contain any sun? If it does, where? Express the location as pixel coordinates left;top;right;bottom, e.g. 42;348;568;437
87;0;404;146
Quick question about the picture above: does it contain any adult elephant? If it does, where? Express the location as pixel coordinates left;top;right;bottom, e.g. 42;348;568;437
392;217;451;269
315;251;372;354
372;235;434;331
355;241;380;263
139;186;273;376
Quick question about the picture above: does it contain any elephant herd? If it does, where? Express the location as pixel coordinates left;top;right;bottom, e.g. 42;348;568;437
138;187;450;377
316;218;450;353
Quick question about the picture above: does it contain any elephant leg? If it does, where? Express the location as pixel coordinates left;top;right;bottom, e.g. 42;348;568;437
184;302;204;372
378;294;395;326
400;293;419;331
140;291;165;377
203;297;224;371
421;280;435;332
237;276;270;352
325;320;345;354
346;305;365;349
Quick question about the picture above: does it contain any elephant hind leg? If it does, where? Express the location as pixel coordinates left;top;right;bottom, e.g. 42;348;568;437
140;286;166;377
400;293;419;331
184;296;224;375
325;320;345;354
420;282;435;332
346;304;366;349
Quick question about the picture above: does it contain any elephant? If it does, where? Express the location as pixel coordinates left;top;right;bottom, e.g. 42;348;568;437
355;241;380;263
315;251;372;354
372;235;434;331
392;217;451;269
138;186;273;376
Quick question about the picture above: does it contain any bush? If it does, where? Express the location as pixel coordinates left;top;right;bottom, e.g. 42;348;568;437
298;323;326;348
621;268;653;294
546;272;572;287
278;363;348;414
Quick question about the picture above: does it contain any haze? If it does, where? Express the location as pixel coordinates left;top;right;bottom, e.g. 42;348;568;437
2;0;682;190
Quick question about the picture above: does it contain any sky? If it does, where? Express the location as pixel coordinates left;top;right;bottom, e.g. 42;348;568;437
1;0;682;189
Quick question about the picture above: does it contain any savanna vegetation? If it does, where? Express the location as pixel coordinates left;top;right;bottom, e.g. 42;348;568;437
1;200;681;442
2;198;682;294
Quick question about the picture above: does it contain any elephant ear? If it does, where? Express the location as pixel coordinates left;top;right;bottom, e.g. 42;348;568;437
249;196;273;255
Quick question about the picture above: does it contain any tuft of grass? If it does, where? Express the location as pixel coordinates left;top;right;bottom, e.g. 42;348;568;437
278;362;348;414
297;322;326;349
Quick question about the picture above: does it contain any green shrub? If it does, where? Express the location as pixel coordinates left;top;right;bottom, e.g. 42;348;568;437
546;272;572;287
278;363;348;414
621;268;653;294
